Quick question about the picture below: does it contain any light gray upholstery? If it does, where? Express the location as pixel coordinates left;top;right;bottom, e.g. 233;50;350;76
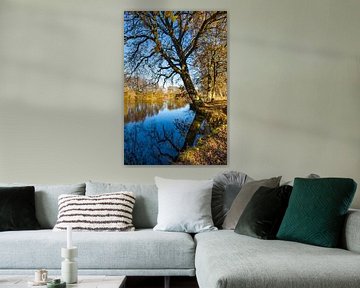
342;209;360;253
0;269;194;277
86;181;158;229
0;229;195;275
0;183;85;228
195;230;360;288
0;180;359;286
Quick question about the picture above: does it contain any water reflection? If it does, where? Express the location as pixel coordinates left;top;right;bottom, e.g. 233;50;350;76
124;97;187;124
124;99;196;165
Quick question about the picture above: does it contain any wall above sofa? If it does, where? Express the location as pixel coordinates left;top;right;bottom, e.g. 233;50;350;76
0;0;359;208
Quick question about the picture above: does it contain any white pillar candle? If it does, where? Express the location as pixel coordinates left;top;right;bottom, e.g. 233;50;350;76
67;225;72;249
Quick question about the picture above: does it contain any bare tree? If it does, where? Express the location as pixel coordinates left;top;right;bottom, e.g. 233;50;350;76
124;11;227;110
194;16;227;102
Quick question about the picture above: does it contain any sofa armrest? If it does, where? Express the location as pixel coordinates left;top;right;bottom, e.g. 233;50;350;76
342;209;360;253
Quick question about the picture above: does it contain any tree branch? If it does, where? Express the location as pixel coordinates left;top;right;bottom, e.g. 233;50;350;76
185;12;227;59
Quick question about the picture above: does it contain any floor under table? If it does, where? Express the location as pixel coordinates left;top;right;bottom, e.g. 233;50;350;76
126;276;199;288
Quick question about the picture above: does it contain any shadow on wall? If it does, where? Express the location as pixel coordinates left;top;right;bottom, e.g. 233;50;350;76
0;98;122;182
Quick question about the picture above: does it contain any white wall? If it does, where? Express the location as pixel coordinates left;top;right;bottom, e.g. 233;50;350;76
0;0;359;207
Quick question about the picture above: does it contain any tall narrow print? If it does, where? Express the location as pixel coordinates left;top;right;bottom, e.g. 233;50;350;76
124;11;227;165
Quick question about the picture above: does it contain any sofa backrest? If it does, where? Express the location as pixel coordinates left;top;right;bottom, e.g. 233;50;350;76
0;183;86;229
86;181;158;229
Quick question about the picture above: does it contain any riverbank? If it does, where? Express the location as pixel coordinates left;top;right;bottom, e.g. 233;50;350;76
176;124;227;165
175;100;227;165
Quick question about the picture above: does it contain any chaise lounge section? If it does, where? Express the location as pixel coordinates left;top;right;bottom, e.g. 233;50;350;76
195;214;360;288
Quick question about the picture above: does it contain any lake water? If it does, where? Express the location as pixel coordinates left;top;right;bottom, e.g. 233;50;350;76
124;99;196;165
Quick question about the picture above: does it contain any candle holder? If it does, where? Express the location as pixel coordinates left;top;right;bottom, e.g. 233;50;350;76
61;247;78;284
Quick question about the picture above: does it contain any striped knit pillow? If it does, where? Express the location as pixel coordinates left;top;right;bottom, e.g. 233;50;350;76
53;192;135;231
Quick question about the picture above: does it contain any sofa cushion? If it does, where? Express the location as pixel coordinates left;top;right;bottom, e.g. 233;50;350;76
53;192;136;232
0;186;40;231
342;209;360;253
212;171;249;228
86;181;157;229
0;183;86;229
222;176;281;229
195;230;360;288
277;178;357;247
234;185;292;239
0;229;195;272
153;177;216;233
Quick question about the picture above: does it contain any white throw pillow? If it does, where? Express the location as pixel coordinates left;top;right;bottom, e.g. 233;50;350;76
53;192;135;231
153;177;217;233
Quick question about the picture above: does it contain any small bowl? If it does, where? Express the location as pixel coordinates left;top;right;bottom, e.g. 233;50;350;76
47;279;66;288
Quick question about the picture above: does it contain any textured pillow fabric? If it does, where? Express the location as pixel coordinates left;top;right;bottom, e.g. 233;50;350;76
0;183;85;228
86;181;158;229
277;178;357;247
0;186;41;231
222;176;281;230
212;171;249;228
53;192;136;231
235;185;293;239
154;177;217;233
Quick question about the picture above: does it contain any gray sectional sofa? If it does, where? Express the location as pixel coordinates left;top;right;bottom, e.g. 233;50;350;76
1;181;360;288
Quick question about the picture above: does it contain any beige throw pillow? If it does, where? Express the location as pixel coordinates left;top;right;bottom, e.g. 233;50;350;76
222;176;281;230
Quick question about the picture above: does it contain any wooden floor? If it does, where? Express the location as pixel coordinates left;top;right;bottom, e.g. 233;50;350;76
126;276;199;288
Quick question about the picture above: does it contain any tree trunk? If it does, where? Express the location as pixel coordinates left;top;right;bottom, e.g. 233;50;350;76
180;67;204;111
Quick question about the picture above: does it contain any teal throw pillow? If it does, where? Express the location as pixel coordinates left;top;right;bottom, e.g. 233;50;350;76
277;178;357;247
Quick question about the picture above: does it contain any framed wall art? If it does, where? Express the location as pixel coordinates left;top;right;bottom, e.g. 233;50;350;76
124;11;227;165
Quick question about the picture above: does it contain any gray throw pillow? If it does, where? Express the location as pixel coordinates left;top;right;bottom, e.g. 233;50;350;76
212;171;250;228
0;183;85;228
222;176;281;230
153;177;217;233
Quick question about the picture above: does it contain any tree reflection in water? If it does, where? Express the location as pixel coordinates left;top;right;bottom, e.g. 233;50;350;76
124;100;203;165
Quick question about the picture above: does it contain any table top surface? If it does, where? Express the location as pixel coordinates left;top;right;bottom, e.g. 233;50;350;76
0;275;126;288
